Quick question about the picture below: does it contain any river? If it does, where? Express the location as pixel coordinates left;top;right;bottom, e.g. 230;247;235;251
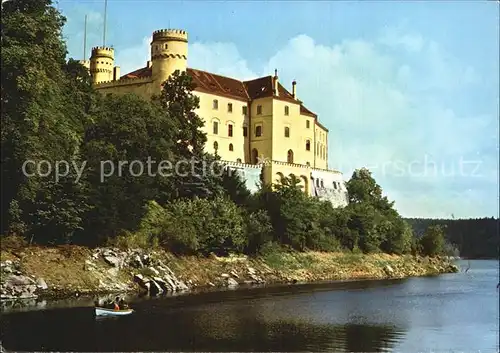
0;259;498;352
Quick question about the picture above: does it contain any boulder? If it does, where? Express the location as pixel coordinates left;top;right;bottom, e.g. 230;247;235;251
227;278;239;287
384;265;394;276
36;278;48;290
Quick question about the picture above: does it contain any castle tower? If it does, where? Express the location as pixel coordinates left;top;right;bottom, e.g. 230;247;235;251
90;46;114;84
150;29;188;86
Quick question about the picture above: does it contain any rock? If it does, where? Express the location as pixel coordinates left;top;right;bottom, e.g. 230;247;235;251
448;264;460;273
384;265;394;276
208;282;215;287
153;277;169;292
227;278;238;287
149;279;163;296
36;278;48;290
130;254;144;268
247;267;256;275
84;260;96;271
148;267;160;276
220;273;230;278
103;254;122;268
230;270;239;279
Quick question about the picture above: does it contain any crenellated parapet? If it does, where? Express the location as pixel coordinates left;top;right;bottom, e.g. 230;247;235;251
94;75;152;88
221;160;263;169
91;46;114;59
152;29;188;42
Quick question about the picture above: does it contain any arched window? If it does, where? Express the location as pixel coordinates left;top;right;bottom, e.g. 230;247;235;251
229;143;234;151
213;99;218;110
284;106;289;116
306;162;310;166
284;127;290;138
251;148;259;164
213;141;218;151
320;180;324;188
255;125;262;137
316;179;320;187
287;149;294;164
164;43;168;49
213;121;219;135
306;140;311;151
228;124;233;137
236;158;242;163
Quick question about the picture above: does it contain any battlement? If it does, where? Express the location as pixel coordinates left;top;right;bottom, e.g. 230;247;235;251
221;160;262;169
93;75;152;88
152;29;188;42
91;46;115;58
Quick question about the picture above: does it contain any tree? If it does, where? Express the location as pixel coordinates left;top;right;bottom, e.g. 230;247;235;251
80;93;177;243
419;224;446;257
1;0;90;242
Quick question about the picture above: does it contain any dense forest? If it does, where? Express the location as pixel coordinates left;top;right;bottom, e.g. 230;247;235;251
2;0;490;260
405;218;499;259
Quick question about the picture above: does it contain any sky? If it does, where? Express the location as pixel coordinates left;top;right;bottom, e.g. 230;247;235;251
57;0;499;219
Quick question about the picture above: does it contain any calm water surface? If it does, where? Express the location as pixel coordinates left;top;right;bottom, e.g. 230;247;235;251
1;260;498;352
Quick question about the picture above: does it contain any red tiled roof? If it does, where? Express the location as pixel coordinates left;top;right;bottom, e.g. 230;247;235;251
121;66;152;79
187;68;249;102
119;66;318;117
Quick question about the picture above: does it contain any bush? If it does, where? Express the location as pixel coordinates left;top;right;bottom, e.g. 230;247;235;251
419;225;446;257
143;197;246;255
245;210;273;254
1;234;28;250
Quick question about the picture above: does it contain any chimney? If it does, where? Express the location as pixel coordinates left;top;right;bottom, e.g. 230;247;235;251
113;66;120;81
273;69;279;96
147;60;152;68
292;80;297;99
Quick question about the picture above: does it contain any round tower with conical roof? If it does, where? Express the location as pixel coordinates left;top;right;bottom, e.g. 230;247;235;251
150;29;188;85
90;46;114;84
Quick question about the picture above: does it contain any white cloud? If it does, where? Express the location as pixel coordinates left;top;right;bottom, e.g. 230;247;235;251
112;30;497;218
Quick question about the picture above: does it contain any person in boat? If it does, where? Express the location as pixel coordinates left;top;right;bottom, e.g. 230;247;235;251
118;297;129;310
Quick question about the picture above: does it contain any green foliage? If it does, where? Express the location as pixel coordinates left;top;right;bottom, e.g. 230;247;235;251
419;225;446;257
138;197;246;255
405;217;497;259
1;0;91;242
245;210;274;254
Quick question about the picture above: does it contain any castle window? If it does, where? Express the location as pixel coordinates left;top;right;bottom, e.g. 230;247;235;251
213;121;219;135
255;125;262;137
257;105;262;115
165;43;168;49
316;179;320;187
287;149;294;164
306;120;310;128
237;158;242;163
228;103;233;113
306;162;310;166
242;106;247;115
213;99;218;110
284;106;289;116
333;182;337;189
228;124;233;137
243;126;248;137
251;149;259;164
213;141;218;151
321;180;324;188
229;143;234;151
284;127;290;138
306;140;311;151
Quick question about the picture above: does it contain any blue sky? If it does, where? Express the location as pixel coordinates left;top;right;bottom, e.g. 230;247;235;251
57;0;499;219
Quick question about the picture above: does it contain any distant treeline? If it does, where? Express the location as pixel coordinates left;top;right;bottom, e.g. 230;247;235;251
405;218;499;259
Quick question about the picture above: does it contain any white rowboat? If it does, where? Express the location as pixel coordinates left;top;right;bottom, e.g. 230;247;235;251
95;307;134;316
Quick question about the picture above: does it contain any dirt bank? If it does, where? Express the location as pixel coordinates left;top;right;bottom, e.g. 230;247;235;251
0;245;459;302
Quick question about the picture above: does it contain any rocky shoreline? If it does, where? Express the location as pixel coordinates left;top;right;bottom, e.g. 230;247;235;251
1;246;460;307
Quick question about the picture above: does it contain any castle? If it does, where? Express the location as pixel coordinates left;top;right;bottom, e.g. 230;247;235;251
80;29;348;207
